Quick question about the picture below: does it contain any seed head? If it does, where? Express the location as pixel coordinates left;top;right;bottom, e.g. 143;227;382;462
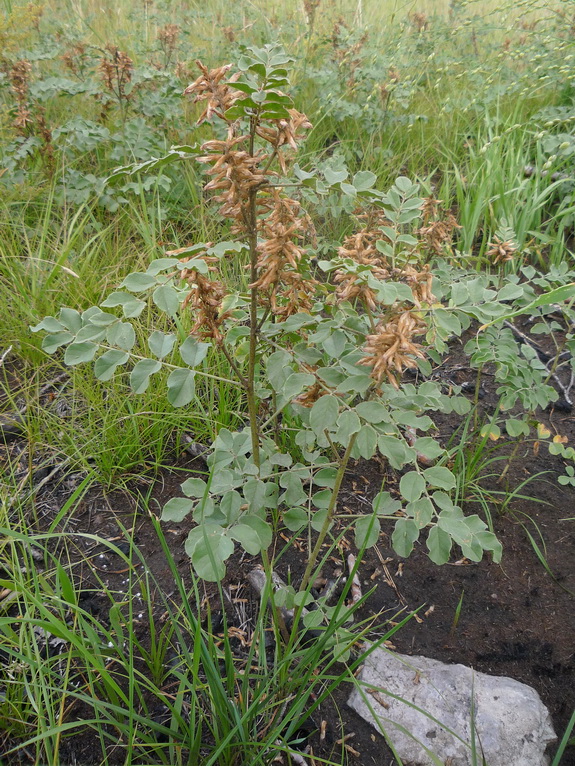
360;312;427;388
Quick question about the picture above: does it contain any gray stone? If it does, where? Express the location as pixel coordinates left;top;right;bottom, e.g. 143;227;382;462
0;411;25;442
347;647;556;766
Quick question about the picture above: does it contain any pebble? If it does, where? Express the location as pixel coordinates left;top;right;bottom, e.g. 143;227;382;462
0;412;25;442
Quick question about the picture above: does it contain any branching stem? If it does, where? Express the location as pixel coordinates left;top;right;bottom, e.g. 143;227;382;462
300;433;357;592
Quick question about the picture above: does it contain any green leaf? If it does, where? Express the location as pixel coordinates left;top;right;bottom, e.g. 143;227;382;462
378;435;413;469
373;491;402;516
312;489;331;509
309;395;340;435
167;368;196;407
412;437;445;461
335;410;361;444
229;523;262;555
31;316;64;333
316;367;345;387
356;401;390;424
355;424;377;459
75;324;107;343
153;284;180;316
324;167;348;185
207;240;248;258
187;526;234;582
479;282;575;330
106;321;136;351
311;508;331;533
59;308;82;333
84;310;118;327
437;509;471;546
121;272;157;292
106;145;199;184
64;341;98;365
427;525;452;565
395;176;415;193
242;515;272;549
162;497;195;522
280;473;307;506
130;359;161;393
406;497;434;528
94;349;129;381
355;515;381;549
391;518;419;557
101;292;146;318
423;466;456;490
313;467;338;489
42;331;74;354
282;372;316;400
146;257;181;275
181;477;208;498
302;609;324;628
221;491;242;524
322;329;347;358
266;350;293;390
243;478;267;512
283;507;307;531
179;337;210;367
353;170;377;191
399;471;425;503
210;469;241;493
505;418;529;437
101;291;135;308
148;331;176;358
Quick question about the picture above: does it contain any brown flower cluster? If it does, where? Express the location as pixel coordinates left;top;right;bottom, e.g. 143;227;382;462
62;44;89;79
167;249;230;341
334;213;435;313
197;128;267;230
156;25;180;69
8;58;53;170
252;190;317;317
293;379;325;407
184;61;240;124
303;0;322;30
330;20;368;88
185;61;315;319
332;211;436;388
9;60;32;132
157;24;179;53
380;66;400;105
334;230;382;310
256;108;312;173
99;45;133;101
486;236;517;265
393;264;434;307
418;196;461;257
360;311;427;388
409;12;429;33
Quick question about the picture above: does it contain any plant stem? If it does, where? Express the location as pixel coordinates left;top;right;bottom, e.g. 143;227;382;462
247;116;261;469
300;433;357;592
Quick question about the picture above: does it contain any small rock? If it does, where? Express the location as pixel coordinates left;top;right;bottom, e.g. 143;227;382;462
180;434;209;458
347;647;556;766
0;412;25;442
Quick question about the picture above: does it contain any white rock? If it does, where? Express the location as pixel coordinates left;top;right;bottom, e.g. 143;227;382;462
347;647;556;766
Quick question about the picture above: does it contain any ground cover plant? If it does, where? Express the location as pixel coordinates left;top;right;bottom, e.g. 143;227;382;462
1;0;575;764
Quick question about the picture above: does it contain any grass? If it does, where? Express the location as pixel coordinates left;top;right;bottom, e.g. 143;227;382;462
1;0;575;762
0;502;412;765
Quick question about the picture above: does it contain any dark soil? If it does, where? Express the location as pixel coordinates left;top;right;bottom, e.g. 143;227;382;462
2;345;575;765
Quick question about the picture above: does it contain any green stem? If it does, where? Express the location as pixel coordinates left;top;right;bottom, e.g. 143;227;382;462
247;116;261;469
300;432;357;592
